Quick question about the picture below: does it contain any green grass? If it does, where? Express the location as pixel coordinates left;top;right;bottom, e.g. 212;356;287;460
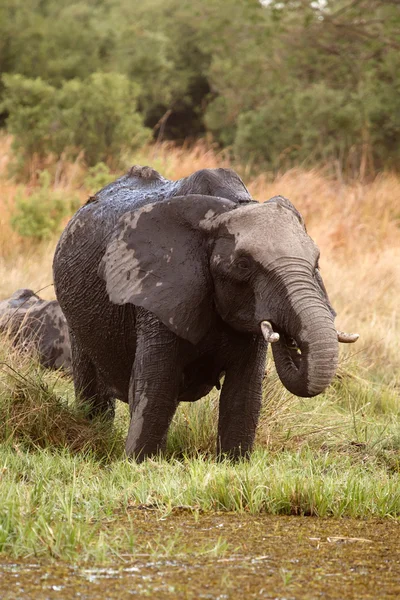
0;445;399;562
0;338;399;562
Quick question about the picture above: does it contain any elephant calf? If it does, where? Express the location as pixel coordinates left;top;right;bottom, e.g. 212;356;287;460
53;165;358;461
0;289;72;371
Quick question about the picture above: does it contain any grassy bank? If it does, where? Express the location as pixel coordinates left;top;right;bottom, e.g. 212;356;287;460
0;337;399;562
0;135;399;561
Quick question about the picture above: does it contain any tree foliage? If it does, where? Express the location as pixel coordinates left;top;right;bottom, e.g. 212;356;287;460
0;0;399;174
2;72;150;167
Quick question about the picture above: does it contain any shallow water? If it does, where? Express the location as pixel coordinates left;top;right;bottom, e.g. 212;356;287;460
1;512;399;599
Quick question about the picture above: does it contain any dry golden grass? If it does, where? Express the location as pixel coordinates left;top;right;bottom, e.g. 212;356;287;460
0;134;399;387
0;135;86;299
0;338;124;458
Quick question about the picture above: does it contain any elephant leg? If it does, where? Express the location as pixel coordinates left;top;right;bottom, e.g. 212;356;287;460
70;331;115;420
217;336;267;459
125;310;181;462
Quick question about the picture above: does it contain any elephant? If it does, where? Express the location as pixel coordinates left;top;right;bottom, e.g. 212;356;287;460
0;288;72;371
53;165;358;460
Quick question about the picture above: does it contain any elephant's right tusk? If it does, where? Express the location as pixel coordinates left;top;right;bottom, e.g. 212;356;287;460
261;321;280;343
337;330;359;343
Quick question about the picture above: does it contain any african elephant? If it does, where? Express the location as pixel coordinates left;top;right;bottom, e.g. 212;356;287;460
0;289;72;371
53;166;357;460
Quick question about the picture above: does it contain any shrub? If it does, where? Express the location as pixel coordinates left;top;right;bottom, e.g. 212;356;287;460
10;170;80;241
1;72;151;172
0;75;60;163
59;72;151;167
83;162;116;194
233;93;298;170
234;84;363;170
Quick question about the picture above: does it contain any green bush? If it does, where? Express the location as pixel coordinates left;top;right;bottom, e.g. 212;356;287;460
11;171;80;241
233;93;298;169
83;162;116;194
1;72;151;171
234;84;363;169
0;75;59;162
59;72;151;166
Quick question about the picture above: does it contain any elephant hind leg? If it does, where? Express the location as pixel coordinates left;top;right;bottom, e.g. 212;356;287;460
70;332;115;420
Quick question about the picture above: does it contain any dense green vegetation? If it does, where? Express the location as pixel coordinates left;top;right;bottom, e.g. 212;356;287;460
10;170;80;240
1;0;399;174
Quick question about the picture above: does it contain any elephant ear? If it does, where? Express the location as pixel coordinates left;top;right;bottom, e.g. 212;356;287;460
266;195;305;228
98;194;235;344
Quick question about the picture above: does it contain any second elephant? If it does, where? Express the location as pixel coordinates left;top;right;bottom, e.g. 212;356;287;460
0;289;72;371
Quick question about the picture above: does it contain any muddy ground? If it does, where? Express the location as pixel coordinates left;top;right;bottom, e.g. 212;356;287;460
1;512;399;599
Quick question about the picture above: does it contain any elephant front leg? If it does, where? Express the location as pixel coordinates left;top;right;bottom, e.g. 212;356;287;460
126;310;181;462
217;336;267;459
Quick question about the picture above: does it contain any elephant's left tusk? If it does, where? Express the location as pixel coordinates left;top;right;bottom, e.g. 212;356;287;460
261;321;280;343
337;330;359;343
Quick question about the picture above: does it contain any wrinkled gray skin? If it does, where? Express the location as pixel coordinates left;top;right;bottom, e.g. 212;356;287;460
54;166;339;461
0;289;72;371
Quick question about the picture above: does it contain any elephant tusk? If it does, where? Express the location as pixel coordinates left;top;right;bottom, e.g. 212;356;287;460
261;321;280;343
337;330;359;344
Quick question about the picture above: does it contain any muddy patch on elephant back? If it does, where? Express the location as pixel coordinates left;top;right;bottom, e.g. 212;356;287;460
0;513;399;599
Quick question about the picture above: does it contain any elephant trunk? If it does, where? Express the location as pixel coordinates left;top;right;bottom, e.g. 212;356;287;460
269;280;339;398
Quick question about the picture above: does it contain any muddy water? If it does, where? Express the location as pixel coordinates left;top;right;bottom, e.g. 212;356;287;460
1;513;399;599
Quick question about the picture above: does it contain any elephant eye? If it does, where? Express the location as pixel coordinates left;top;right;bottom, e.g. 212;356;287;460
235;257;251;271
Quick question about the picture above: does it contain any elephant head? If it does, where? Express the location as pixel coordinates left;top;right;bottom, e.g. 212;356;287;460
99;194;356;398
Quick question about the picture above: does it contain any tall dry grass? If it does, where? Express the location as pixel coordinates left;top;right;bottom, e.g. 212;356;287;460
0;134;399;386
